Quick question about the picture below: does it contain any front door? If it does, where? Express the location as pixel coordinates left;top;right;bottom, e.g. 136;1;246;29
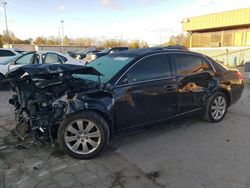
114;53;178;131
9;52;35;71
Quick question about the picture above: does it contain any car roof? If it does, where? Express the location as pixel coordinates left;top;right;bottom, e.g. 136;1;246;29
36;51;63;55
108;48;202;58
0;48;15;51
29;51;70;57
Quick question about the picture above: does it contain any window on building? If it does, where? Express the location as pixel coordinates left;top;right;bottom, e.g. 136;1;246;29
223;30;233;46
192;33;201;47
246;29;250;46
211;31;222;47
234;30;244;46
201;32;211;47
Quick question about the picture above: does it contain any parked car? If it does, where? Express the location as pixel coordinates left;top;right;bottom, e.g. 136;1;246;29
6;48;244;159
0;51;84;81
68;48;98;59
86;47;129;63
0;48;26;62
76;50;100;60
0;54;23;81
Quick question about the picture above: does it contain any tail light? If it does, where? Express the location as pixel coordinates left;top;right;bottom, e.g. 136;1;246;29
236;71;243;79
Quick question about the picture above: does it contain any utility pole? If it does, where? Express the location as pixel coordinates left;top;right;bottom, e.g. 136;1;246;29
2;1;10;44
61;20;64;45
159;32;162;45
58;27;61;45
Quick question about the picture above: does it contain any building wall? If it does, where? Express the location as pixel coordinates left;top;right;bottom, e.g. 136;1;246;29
191;27;250;47
183;8;250;32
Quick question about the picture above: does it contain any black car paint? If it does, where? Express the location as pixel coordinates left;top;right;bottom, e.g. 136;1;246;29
98;50;243;133
6;49;244;142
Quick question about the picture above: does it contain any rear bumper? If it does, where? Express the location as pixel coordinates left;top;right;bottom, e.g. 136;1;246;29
230;81;244;105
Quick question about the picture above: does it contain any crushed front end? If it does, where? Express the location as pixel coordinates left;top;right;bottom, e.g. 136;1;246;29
6;64;103;145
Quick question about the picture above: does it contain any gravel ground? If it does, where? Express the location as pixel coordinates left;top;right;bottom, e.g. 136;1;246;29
0;77;250;188
0;90;164;188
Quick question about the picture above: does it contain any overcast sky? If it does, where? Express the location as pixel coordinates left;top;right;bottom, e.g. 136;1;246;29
0;0;250;45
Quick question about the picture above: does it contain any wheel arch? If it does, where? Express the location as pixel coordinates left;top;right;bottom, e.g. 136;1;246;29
64;97;115;135
217;88;231;106
71;108;114;136
88;109;114;135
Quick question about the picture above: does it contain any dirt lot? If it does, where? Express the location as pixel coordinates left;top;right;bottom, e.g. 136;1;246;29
0;77;250;188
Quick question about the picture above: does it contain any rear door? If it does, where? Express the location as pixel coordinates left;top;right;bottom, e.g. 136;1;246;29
114;53;178;130
171;53;215;114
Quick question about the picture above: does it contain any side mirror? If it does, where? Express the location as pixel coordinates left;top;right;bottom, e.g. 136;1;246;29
11;61;16;65
105;83;115;91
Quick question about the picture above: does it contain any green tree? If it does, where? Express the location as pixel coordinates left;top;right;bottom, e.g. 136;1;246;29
129;40;149;49
33;37;47;45
129;40;140;49
166;33;189;47
0;35;3;47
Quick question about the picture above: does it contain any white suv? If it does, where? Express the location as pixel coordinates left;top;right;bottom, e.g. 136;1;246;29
0;48;26;62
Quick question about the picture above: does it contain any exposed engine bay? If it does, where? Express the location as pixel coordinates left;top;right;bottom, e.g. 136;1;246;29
4;64;103;145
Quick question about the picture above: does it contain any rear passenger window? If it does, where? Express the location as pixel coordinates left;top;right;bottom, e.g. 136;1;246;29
120;54;171;84
206;56;227;74
0;50;15;57
173;54;210;74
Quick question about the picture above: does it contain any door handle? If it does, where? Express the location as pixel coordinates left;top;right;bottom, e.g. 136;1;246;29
164;85;176;91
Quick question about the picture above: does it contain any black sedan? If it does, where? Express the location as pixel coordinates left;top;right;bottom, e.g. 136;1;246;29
7;48;244;159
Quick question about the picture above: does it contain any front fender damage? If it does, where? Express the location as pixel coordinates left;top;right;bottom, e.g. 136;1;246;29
55;93;114;119
6;64;113;146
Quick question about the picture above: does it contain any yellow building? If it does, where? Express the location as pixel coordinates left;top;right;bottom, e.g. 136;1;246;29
182;8;250;48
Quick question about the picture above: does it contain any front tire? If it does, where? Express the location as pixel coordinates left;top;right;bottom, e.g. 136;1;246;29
203;92;228;122
57;111;110;159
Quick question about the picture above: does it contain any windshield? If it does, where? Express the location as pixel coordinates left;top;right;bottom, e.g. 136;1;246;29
75;56;134;83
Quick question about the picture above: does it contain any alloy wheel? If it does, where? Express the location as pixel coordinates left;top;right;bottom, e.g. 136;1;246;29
211;96;227;120
64;119;101;155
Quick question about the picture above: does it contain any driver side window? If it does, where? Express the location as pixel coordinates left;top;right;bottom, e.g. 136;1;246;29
119;54;172;85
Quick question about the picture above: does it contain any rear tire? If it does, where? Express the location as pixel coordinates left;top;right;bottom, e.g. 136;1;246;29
203;92;228;123
57;111;110;159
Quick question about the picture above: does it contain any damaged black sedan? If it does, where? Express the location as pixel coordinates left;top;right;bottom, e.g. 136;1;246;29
5;48;244;159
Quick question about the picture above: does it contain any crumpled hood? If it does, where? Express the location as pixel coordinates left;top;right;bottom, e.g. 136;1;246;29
6;64;102;79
